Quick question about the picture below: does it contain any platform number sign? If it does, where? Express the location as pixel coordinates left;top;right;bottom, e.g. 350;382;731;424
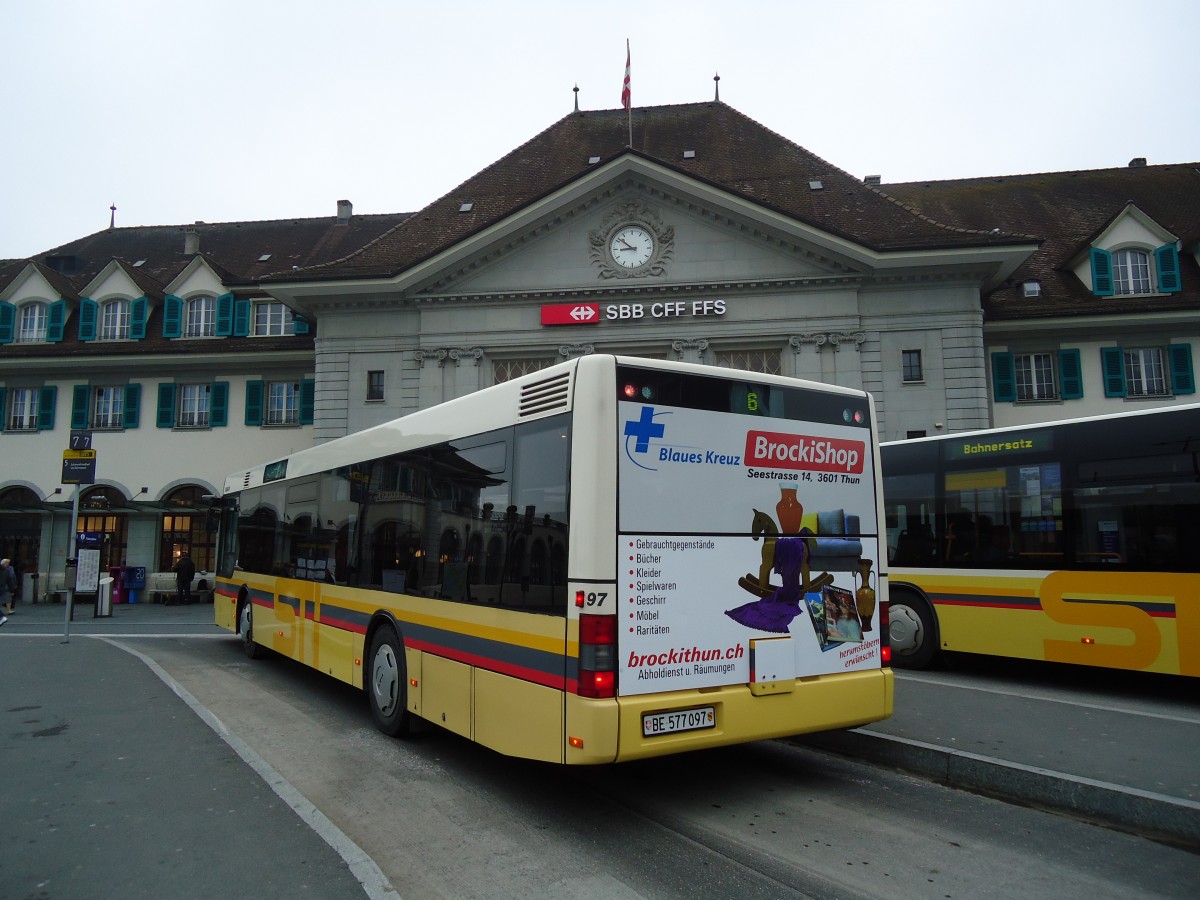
70;430;93;450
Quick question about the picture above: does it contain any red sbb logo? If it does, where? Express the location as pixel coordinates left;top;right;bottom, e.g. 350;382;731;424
541;303;599;326
744;431;865;473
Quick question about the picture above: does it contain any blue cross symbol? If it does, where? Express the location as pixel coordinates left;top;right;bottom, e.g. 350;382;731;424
624;406;665;453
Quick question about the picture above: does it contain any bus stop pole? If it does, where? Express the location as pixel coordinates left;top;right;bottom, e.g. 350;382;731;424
63;486;80;644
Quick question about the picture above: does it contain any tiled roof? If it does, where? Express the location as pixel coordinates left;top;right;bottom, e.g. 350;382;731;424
0;210;413;297
881;163;1200;320
265;102;1028;284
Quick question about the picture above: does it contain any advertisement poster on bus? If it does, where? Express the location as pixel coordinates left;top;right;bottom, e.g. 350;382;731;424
617;399;882;696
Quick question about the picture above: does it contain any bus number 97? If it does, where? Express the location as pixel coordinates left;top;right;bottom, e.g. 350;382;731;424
578;591;608;608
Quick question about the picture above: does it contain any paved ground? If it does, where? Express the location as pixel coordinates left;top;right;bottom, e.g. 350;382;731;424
3;593;1197;899
0;597;393;900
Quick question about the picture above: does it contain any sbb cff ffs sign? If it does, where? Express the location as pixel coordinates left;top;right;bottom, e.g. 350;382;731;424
541;300;728;327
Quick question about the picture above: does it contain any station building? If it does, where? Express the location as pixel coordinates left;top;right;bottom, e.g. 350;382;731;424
1;99;1197;597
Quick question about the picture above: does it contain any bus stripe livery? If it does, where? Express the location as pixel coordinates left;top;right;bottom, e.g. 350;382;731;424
214;355;893;763
883;403;1200;677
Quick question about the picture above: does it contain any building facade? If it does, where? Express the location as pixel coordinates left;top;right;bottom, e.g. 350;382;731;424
2;100;1197;599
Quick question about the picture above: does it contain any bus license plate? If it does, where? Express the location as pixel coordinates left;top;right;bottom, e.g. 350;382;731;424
643;706;715;737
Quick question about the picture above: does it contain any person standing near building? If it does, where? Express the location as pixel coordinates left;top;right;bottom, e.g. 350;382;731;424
173;552;196;606
0;557;16;621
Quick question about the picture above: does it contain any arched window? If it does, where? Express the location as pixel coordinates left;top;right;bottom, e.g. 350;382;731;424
160;486;216;572
1113;248;1152;295
99;299;131;340
185;295;216;336
18;301;47;342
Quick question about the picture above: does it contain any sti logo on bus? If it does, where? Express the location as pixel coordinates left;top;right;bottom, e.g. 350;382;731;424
745;430;865;474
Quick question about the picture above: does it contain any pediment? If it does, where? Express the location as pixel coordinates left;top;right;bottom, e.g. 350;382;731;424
414;174;865;298
164;255;228;298
1;264;61;303
80;261;143;302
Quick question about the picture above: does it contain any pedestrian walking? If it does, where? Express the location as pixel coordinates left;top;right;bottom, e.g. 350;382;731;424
0;557;16;623
173;552;196;606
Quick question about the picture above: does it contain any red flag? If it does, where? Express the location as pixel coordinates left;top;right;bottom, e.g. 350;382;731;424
621;40;631;110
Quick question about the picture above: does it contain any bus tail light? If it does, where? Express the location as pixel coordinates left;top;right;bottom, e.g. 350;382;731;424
578;613;617;698
879;600;892;666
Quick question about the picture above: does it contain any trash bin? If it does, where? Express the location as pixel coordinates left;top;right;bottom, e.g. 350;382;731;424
95;576;114;618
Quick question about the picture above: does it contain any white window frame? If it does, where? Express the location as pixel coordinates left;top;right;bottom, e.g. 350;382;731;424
1123;347;1168;397
1112;248;1152;296
266;381;300;426
185;295;216;337
99;299;130;340
7;387;39;430
1015;352;1057;401
253;301;295;336
17;302;48;343
92;386;125;429
177;383;211;427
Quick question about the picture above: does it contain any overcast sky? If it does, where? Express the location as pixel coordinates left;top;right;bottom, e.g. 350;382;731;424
4;0;1197;260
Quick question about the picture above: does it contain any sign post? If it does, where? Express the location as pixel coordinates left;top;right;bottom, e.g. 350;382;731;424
62;431;94;642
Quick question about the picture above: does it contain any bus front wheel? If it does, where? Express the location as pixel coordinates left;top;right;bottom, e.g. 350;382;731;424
239;599;261;659
889;591;938;669
367;626;411;737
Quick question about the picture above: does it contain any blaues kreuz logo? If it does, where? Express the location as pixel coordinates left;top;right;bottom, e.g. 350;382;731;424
623;406;669;471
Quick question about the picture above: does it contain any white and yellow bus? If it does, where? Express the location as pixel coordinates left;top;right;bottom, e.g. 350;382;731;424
882;403;1200;677
213;355;892;763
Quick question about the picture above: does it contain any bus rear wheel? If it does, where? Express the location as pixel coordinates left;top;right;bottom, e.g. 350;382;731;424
889;591;937;669
239;599;261;659
367;626;411;737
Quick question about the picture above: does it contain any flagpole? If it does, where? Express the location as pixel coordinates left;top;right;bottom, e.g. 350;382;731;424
622;38;632;148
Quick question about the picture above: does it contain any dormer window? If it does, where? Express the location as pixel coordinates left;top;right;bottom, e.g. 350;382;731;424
99;299;131;340
1112;249;1151;295
185;295;216;337
1090;244;1181;297
17;302;48;343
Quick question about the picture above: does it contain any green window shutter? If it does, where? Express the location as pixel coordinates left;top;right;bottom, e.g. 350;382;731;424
991;352;1016;402
1101;347;1127;397
130;297;148;339
233;299;251;337
0;388;6;424
293;314;310;335
1169;344;1195;395
1156;244;1182;293
215;293;235;336
300;379;315;425
210;381;230;426
71;384;91;429
38;385;57;430
0;301;13;344
244;380;264;426
162;295;182;338
156;383;177;428
123;383;142;428
47;300;66;342
78;298;97;341
1090;248;1114;297
1058;349;1083;399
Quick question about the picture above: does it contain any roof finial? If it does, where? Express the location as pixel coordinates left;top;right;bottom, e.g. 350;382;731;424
713;72;720;102
109;203;117;229
573;83;579;112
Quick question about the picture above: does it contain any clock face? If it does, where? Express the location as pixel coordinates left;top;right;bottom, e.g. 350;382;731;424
609;225;654;269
